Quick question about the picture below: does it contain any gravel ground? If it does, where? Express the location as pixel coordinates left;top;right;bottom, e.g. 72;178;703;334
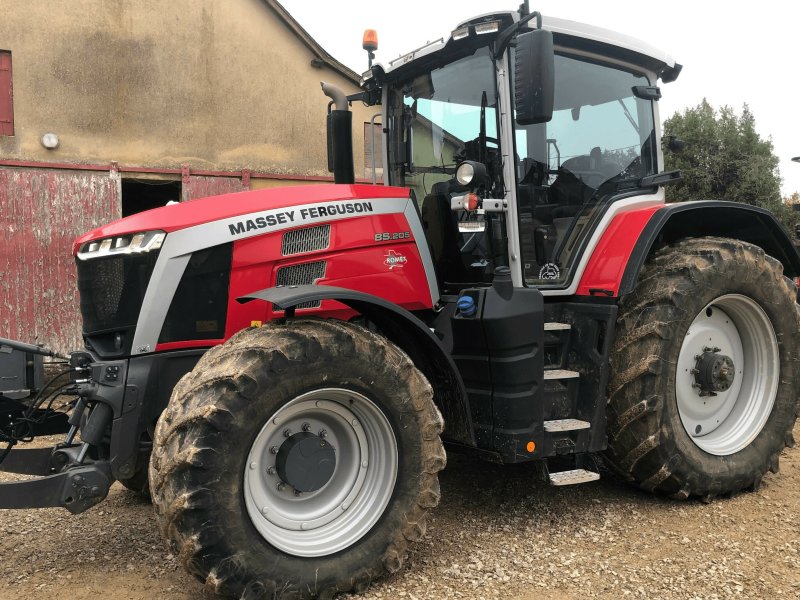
1;424;798;600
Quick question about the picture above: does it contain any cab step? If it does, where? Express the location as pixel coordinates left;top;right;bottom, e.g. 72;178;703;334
548;468;600;486
543;418;590;432
543;369;580;380
544;322;571;331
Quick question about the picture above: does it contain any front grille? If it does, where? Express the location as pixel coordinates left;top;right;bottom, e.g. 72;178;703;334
76;251;160;356
281;224;331;256
274;260;327;309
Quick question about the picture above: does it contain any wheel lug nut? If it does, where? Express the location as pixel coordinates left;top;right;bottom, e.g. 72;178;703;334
283;428;292;438
302;422;311;432
267;466;276;475
270;446;278;454
294;489;302;497
319;429;328;438
277;482;286;491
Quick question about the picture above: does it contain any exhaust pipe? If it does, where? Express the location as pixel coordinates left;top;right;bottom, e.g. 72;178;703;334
321;82;355;184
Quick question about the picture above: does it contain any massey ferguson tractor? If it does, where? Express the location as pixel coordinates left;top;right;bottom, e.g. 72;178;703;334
1;4;799;599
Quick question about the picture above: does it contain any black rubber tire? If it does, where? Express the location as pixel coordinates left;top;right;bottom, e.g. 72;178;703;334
120;432;154;498
149;318;446;599
605;237;800;500
119;464;150;498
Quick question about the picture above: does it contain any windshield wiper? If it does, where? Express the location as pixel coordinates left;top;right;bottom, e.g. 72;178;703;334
618;100;639;135
640;170;682;187
479;91;488;165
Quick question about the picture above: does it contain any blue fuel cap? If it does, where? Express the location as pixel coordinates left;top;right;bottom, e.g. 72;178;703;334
457;295;477;317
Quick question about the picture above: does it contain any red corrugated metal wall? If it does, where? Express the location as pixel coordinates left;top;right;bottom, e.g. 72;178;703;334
182;175;246;201
0;168;120;354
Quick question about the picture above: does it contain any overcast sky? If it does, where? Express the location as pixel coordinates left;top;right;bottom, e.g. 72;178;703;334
282;0;800;197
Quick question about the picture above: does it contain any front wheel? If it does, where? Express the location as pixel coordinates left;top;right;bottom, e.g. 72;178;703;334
149;318;445;598
606;237;799;499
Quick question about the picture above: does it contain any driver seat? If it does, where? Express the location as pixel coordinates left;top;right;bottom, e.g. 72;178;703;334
421;189;471;288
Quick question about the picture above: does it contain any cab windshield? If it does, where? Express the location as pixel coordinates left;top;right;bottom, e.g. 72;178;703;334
514;53;657;285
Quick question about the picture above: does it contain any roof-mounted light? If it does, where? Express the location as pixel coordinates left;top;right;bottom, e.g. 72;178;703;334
474;21;500;35
452;26;469;40
78;230;165;260
362;29;378;53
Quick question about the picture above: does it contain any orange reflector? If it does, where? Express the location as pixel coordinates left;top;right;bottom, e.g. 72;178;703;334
363;29;379;52
794;276;800;288
526;441;536;453
465;192;479;211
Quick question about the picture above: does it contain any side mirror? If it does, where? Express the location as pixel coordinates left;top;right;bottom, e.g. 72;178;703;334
667;136;687;153
514;28;555;126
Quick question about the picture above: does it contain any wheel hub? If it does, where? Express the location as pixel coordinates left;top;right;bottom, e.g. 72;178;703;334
676;295;779;455
275;432;336;493
243;389;398;557
693;348;736;396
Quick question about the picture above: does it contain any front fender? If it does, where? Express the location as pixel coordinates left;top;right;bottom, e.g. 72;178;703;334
238;285;475;446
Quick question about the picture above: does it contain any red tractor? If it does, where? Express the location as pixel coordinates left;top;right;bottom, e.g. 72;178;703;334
2;5;799;599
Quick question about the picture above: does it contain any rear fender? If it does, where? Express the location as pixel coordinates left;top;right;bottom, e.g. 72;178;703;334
238;285;475;446
618;201;800;296
577;201;800;297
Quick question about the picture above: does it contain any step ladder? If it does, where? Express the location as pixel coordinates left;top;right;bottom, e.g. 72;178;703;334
548;468;600;486
544;322;571;369
542;324;600;486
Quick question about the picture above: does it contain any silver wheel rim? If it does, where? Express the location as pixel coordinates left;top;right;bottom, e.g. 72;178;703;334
243;388;398;557
676;294;779;456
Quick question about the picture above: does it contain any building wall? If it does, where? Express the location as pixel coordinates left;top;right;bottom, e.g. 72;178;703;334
0;0;371;177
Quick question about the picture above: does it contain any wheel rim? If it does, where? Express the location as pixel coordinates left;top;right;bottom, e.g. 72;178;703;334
243;388;398;557
676;294;779;456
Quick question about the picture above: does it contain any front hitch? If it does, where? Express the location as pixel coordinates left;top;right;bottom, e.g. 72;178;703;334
0;339;121;513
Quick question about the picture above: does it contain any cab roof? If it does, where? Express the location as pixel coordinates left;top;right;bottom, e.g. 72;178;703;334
378;11;681;83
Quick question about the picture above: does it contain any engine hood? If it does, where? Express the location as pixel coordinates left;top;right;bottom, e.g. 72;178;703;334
73;184;409;255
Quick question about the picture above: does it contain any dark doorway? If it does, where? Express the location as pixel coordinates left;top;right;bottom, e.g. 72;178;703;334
121;178;182;217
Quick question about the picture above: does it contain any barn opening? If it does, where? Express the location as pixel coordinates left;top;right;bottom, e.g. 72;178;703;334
121;178;181;216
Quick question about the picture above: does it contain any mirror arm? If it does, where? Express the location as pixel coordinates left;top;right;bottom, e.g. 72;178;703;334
494;11;542;59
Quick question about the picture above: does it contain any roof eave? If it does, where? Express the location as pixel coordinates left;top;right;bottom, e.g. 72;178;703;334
262;0;361;86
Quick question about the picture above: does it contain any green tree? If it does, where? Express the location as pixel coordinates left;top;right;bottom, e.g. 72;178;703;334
663;100;789;227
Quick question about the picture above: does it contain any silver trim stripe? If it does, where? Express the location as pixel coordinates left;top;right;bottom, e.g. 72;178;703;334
130;196;438;355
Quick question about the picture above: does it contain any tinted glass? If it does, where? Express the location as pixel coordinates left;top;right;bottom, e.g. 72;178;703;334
514;54;656;285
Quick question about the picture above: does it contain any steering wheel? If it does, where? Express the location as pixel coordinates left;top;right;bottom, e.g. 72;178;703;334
457;136;499;163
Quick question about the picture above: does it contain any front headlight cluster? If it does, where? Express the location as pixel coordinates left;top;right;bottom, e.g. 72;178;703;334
77;230;165;260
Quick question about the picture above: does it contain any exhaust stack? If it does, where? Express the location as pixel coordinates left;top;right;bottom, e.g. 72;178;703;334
321;82;355;184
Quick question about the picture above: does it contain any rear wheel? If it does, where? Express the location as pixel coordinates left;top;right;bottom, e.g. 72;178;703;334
606;237;799;499
149;318;445;598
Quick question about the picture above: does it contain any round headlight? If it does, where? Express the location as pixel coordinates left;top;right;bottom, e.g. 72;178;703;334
456;162;475;186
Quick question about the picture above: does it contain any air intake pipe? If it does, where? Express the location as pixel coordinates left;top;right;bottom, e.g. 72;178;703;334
321;82;355;184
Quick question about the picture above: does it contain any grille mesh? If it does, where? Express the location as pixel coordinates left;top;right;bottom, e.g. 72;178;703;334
281;224;331;256
274;261;327;309
76;252;159;332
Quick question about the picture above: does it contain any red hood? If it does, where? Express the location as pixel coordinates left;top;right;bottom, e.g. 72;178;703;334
73;183;409;254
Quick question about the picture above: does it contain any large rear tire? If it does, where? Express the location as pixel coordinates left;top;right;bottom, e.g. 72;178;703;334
149;318;445;598
606;237;799;499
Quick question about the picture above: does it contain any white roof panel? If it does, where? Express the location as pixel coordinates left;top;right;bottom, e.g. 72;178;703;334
377;11;677;77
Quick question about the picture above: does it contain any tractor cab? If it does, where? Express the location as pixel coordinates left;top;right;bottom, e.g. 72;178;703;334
361;8;681;295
